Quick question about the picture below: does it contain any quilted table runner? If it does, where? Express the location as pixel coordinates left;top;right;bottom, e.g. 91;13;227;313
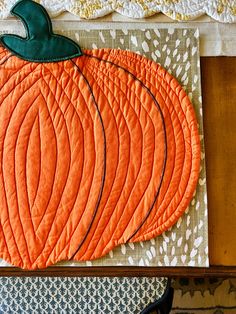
0;0;236;22
0;8;208;269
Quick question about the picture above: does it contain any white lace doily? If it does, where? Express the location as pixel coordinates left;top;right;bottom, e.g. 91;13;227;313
0;0;236;23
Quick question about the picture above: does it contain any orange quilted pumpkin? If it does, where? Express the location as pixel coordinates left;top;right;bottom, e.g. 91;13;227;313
0;0;201;269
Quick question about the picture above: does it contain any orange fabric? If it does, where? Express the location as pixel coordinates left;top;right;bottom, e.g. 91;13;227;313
0;47;201;269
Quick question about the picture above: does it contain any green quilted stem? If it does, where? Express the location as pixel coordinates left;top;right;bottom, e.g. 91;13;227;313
0;0;82;62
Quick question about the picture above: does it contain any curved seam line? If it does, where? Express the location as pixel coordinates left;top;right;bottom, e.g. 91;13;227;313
31;61;98;265
0;63;42;266
102;61;166;245
69;60;107;260
32;72;75;265
81;60;160;258
34;64;72;232
19;110;39;237
0;62;40;100
0;70;43;266
31;64;72;213
55;63;132;261
38;61;95;263
33;89;59;233
0;54;13;66
13;94;42;265
135;80;193;236
73;63;138;259
131;80;197;237
2;90;42;266
0;219;11;261
41;64;91;263
84;54;167;254
138;80;185;234
142;136;198;239
30;115;41;210
33;61;97;265
92;55;180;242
111;52;193;236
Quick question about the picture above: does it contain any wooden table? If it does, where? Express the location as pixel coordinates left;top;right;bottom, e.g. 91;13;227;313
0;57;235;277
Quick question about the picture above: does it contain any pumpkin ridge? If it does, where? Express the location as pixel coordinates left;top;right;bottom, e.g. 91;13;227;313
32;102;59;238
102;51;197;239
136;122;199;239
69;60;107;261
0;46;9;58
135;77;187;235
108;55;180;238
82;59;163;258
21;112;40;233
16;101;50;263
13;95;45;263
2;91;43;267
85;52;199;248
0;61;41;103
28;116;41;212
30;70;85;267
33;99;64;235
143;147;197;240
34;71;72;234
88;54;167;240
74;63;130;259
133;93;190;237
0;53;13;66
37;63;98;264
82;54;167;256
73;60;148;260
137;89;196;237
0;225;10;262
34;60;99;267
0;70;47;267
79;76;162;260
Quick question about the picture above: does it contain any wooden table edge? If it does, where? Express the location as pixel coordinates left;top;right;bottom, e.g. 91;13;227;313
0;266;235;277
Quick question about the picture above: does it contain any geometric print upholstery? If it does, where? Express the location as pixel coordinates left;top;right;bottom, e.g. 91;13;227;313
0;277;169;313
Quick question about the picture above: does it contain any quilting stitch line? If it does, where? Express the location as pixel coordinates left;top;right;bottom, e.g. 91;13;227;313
2;91;43;267
39;62;96;265
110;51;194;238
85;53;167;246
82;60;159;258
70;59;107;261
0;62;42;268
34;69;72;233
54;62;131;262
103;51;183;240
31;67;92;267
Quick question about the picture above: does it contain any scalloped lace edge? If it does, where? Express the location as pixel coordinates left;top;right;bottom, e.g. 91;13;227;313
0;1;236;23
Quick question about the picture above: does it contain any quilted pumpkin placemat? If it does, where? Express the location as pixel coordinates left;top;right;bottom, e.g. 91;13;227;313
0;21;208;268
59;28;208;268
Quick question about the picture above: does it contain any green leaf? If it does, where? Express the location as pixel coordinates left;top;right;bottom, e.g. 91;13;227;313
0;0;83;62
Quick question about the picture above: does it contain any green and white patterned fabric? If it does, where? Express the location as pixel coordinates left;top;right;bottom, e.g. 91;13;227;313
0;276;169;314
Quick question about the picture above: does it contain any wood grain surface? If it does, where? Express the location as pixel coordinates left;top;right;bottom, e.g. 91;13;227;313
0;57;235;277
201;57;236;266
0;266;235;278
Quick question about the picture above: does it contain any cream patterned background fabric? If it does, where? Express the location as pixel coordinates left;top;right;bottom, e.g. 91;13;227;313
0;0;236;22
0;28;209;267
